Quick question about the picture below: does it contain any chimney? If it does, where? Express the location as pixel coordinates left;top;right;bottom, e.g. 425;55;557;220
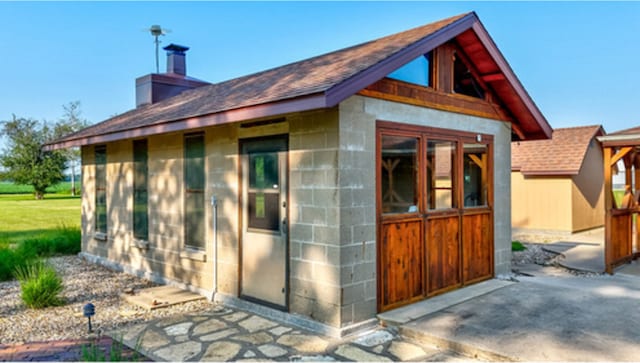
165;44;188;76
135;43;209;107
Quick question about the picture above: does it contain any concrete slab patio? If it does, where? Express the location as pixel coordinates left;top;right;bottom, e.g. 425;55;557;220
542;227;606;273
401;267;640;361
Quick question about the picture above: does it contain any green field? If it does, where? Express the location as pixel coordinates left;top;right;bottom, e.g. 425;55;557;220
0;193;81;247
0;181;79;195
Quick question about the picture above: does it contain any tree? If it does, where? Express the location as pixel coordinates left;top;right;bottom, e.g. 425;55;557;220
54;101;88;196
0;116;66;199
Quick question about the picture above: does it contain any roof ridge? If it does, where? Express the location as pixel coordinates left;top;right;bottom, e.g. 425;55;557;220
554;124;602;131
206;12;472;88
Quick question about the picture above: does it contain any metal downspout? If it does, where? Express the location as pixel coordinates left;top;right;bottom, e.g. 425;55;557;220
210;195;218;301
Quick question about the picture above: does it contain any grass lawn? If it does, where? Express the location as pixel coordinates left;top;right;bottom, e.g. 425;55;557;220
0;194;81;247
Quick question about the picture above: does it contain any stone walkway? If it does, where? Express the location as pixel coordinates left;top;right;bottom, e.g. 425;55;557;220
114;305;480;362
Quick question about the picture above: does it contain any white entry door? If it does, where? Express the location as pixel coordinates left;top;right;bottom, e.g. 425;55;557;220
240;136;288;309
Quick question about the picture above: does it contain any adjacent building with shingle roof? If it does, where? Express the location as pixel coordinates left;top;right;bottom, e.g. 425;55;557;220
512;125;606;233
47;12;551;334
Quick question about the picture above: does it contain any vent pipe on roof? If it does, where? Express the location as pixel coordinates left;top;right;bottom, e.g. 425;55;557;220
165;44;188;76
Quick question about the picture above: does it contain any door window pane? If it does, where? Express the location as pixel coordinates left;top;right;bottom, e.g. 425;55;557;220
249;153;278;189
427;140;456;209
381;135;418;213
248;151;280;231
184;133;205;249
464;143;488;207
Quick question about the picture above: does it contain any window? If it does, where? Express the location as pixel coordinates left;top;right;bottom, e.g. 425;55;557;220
387;53;432;87
184;133;205;249
381;135;418;213
427;140;456;209
464;143;488;207
248;152;280;231
453;52;485;99
133;140;148;241
94;145;107;235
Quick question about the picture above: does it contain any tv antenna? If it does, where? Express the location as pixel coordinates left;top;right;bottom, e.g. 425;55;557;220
147;25;171;73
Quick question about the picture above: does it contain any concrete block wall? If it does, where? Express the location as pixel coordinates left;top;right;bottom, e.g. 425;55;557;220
288;109;343;327
337;97;378;326
207;124;240;296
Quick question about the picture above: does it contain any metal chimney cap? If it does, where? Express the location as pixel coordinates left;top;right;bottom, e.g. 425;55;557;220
163;44;189;54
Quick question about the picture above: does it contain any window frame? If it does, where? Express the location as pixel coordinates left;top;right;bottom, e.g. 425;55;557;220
183;132;206;250
377;121;493;220
133;139;149;242
94;145;107;237
386;52;433;88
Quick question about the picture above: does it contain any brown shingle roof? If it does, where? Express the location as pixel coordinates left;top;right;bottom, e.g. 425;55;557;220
47;11;551;149
512;125;605;176
609;125;640;136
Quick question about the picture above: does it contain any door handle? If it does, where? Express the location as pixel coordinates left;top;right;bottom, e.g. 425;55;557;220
282;218;287;233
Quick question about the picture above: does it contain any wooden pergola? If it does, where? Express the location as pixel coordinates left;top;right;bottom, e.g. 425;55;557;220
598;127;640;273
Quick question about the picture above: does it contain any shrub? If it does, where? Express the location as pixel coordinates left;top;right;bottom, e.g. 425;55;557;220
52;224;81;255
0;248;15;281
512;241;527;252
15;224;81;258
14;260;64;308
0;244;38;282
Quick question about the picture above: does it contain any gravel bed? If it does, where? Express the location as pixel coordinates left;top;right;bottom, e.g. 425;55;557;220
511;243;558;266
0;255;215;344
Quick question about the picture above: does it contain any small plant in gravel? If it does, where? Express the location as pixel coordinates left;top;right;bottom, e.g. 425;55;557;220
512;241;527;251
14;259;64;308
81;335;142;362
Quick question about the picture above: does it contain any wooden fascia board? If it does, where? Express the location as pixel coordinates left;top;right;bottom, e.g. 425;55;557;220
470;22;552;140
43;93;328;150
324;13;478;107
598;134;640;148
521;170;579;176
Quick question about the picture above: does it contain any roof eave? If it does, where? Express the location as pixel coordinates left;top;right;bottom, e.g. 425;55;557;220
44;93;328;150
470;21;552;140
597;134;640;148
521;170;579;176
324;13;478;108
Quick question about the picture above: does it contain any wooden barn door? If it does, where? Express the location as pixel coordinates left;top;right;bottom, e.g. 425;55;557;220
377;122;493;312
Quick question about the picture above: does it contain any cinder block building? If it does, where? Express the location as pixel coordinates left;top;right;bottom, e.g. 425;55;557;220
48;12;551;336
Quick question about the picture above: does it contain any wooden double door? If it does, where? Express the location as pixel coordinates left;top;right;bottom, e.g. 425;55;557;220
377;122;494;312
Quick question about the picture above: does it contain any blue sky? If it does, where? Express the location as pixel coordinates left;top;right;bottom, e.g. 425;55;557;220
1;1;639;138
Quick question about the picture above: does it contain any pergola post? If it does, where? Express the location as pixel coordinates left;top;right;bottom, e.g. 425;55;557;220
604;146;613;274
598;130;640;274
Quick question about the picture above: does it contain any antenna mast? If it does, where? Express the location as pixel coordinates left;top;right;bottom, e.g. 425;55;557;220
149;25;166;73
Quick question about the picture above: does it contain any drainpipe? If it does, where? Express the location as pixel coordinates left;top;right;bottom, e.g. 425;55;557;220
210;195;218;302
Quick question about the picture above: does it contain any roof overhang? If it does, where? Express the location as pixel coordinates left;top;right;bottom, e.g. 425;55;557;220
44;93;328;150
45;12;551;150
521;170;579;177
325;13;551;141
598;133;640;148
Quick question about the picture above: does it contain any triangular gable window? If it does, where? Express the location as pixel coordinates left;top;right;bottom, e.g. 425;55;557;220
453;52;485;99
387;53;432;87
